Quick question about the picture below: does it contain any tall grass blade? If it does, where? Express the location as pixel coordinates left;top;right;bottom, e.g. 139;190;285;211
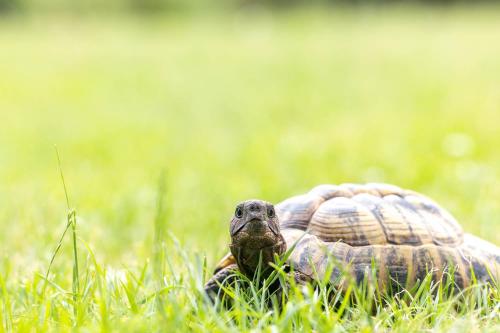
55;147;80;324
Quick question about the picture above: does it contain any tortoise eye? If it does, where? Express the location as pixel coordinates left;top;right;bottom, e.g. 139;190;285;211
267;207;275;218
235;207;243;218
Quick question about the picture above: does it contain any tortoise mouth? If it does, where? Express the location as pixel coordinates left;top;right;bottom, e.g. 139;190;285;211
229;240;285;252
230;218;278;248
245;218;269;234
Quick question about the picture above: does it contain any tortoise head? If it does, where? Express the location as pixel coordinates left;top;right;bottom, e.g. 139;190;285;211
229;200;286;278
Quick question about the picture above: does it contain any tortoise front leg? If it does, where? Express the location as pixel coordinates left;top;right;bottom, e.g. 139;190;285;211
292;270;312;286
204;264;239;303
271;269;312;304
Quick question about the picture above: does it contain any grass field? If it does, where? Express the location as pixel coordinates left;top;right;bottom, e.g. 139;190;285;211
0;5;499;332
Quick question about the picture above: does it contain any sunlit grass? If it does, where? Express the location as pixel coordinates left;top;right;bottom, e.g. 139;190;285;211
2;211;498;332
0;5;500;331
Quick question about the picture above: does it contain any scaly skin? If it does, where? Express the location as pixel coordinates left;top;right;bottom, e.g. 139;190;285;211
204;200;291;302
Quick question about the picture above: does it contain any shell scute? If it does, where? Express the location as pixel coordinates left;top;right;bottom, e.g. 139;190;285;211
308;184;353;200
281;183;463;247
276;194;324;230
308;196;386;246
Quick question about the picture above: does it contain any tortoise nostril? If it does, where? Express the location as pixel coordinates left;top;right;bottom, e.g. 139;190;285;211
249;204;259;212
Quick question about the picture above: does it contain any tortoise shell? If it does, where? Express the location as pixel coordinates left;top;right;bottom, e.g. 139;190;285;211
215;183;499;289
277;183;463;247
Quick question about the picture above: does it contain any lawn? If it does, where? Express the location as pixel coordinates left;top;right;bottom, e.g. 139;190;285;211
0;5;499;332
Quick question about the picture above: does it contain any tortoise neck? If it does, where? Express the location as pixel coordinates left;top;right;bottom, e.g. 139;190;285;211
230;235;287;279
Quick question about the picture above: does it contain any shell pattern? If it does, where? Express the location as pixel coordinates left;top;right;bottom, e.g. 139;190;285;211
275;183;499;289
277;183;463;247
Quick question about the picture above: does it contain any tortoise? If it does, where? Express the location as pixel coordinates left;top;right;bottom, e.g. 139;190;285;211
205;183;500;300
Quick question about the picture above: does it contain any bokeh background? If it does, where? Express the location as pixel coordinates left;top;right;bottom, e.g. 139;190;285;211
1;1;500;276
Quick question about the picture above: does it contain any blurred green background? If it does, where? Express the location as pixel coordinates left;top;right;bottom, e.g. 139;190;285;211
1;2;500;276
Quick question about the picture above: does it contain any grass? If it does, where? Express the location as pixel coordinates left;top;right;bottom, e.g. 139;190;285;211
0;4;500;332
